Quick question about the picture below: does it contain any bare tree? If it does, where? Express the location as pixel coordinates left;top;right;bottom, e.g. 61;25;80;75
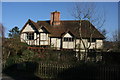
112;30;118;42
71;3;105;61
110;30;120;52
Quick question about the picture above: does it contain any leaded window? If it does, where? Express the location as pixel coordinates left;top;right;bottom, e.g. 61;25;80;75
63;37;74;42
27;33;34;40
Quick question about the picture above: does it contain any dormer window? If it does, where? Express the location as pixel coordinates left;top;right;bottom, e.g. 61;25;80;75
27;33;34;40
64;37;74;42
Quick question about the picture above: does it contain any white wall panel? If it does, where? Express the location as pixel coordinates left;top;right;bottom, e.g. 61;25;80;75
22;24;35;32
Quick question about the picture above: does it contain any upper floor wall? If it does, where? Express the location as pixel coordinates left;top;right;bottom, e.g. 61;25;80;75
22;24;35;32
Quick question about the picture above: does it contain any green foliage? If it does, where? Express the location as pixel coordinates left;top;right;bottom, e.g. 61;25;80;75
3;38;28;61
5;55;20;68
17;50;44;63
58;51;77;64
44;50;59;62
8;26;20;38
18;50;35;62
23;50;77;64
4;50;39;68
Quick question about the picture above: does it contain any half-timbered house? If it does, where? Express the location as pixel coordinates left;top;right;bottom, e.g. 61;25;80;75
20;11;105;52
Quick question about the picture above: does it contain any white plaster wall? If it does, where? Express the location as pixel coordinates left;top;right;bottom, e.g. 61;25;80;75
20;33;27;43
51;38;61;48
63;42;67;48
69;42;74;48
22;33;26;41
88;42;96;49
39;28;44;32
57;38;61;48
40;41;48;45
76;39;88;49
20;33;24;42
63;33;74;49
63;42;74;49
64;33;72;37
76;39;80;45
51;38;56;47
40;33;49;45
96;40;103;49
22;24;35;32
81;39;88;49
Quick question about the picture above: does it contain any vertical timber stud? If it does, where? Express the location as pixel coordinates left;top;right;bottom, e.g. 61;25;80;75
39;33;40;46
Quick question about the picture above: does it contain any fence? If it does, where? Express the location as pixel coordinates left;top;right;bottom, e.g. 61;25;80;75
37;62;120;80
37;62;72;78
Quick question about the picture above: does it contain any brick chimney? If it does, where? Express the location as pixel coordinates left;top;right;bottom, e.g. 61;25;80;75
50;11;60;25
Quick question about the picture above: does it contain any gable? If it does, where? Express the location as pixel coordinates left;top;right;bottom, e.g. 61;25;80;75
23;20;105;39
39;28;44;32
39;27;46;32
63;33;73;37
20;19;40;34
22;24;35;32
38;27;49;33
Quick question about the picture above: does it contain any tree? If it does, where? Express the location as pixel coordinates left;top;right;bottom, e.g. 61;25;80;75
111;30;120;52
8;26;20;38
112;30;118;42
99;28;107;40
71;3;105;61
2;26;28;68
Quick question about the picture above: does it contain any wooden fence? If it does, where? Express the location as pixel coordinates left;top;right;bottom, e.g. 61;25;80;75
37;63;120;80
37;63;72;78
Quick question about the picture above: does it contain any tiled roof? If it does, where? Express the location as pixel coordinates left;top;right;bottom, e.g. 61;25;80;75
21;19;105;39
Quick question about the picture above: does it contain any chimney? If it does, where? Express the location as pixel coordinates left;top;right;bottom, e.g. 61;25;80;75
50;11;60;25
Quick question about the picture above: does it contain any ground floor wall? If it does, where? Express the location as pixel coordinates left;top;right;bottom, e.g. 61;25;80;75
20;33;103;51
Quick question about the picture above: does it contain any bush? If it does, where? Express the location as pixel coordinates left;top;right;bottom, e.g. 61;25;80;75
59;51;77;64
4;55;20;68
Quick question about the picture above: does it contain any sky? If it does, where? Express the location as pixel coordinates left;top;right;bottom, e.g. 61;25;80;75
2;2;118;40
1;0;119;2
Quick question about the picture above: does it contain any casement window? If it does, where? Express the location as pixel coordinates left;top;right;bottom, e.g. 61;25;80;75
63;37;74;42
40;33;47;40
88;38;96;42
26;33;34;40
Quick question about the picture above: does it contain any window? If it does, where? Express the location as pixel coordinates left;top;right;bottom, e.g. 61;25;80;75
27;33;34;40
63;37;74;42
88;38;96;42
41;33;47;40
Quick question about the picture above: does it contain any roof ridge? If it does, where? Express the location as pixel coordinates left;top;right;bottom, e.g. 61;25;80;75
37;20;89;22
21;19;105;39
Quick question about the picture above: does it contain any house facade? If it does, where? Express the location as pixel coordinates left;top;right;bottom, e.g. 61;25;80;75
20;11;105;52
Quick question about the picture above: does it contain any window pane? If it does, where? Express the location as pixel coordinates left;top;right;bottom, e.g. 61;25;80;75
64;37;74;42
27;33;34;40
